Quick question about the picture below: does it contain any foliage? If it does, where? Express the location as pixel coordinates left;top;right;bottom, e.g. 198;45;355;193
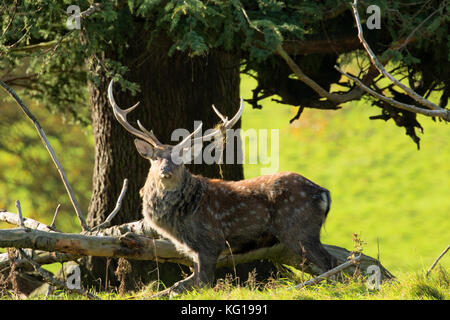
1;1;448;143
0;96;93;232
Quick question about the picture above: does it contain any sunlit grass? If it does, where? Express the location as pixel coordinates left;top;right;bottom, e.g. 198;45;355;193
13;267;448;300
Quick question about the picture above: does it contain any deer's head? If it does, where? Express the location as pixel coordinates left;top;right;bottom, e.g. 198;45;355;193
107;80;243;190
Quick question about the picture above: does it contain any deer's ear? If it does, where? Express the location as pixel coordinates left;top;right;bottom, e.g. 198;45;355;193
134;139;155;159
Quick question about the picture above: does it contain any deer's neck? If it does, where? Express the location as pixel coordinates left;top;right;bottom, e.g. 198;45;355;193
143;171;204;220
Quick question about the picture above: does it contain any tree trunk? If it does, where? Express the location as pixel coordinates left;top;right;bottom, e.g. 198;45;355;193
85;33;245;290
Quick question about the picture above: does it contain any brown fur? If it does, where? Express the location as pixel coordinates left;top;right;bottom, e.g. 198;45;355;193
108;82;336;295
137;142;337;294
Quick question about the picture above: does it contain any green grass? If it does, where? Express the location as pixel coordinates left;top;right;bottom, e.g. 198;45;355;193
6;266;448;300
174;268;449;300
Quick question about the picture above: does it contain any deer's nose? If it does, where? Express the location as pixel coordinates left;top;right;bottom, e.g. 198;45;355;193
160;169;172;179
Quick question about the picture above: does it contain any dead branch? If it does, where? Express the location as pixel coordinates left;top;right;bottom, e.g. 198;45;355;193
349;0;449;119
0;250;78;273
268;0;448;120
0;211;60;232
292;255;362;289
426;245;450;277
18;249;100;300
50;204;61;230
15;200;24;228
0;215;394;281
334;66;450;120
0;227;194;264
91;179;128;232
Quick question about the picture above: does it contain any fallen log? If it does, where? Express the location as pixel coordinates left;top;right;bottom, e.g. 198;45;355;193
0;216;394;281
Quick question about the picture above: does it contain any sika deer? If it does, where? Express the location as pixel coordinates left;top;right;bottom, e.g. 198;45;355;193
108;80;337;295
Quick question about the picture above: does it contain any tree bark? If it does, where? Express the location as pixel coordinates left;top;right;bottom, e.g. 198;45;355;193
85;32;244;289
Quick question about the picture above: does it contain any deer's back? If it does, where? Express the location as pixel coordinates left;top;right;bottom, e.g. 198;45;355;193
195;171;330;251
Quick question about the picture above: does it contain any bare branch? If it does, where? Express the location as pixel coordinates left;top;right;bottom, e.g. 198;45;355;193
292;255;362;289
0;211;60;232
276;45;341;105
334;65;450;120
0;250;78;273
426;245;450;277
15;200;24;228
79;3;103;19
397;6;442;52
17;249;100;300
351;0;443;112
1;0;18;37
91;179;129;232
0;80;89;231
9;39;60;53
50;204;61;230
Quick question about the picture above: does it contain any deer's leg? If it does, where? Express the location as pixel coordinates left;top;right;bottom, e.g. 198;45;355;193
297;235;337;272
150;261;198;298
197;251;220;287
274;222;336;273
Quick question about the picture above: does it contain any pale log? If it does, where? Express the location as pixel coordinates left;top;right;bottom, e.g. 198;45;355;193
0;225;394;281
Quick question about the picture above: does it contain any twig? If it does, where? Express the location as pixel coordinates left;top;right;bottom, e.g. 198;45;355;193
50;204;61;230
17;248;100;300
289;106;305;123
45;284;53;300
91;179;128;231
0;250;78;273
15;200;24;228
1;0;18;37
397;6;441;51
8;4;102;54
334;65;450;120
151;238;161;293
351;0;442;112
0;211;60;232
426;245;450;277
240;4;263;34
292;255;362;289
0;80;89;231
79;3;103;19
225;240;237;281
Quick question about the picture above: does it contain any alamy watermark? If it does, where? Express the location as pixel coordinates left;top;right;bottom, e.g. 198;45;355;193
66;3;382;30
66;264;81;290
170;123;280;175
366;5;381;30
366;264;381;290
66;5;81;30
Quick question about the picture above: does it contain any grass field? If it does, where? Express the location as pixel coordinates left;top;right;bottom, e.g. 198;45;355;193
16;266;448;300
